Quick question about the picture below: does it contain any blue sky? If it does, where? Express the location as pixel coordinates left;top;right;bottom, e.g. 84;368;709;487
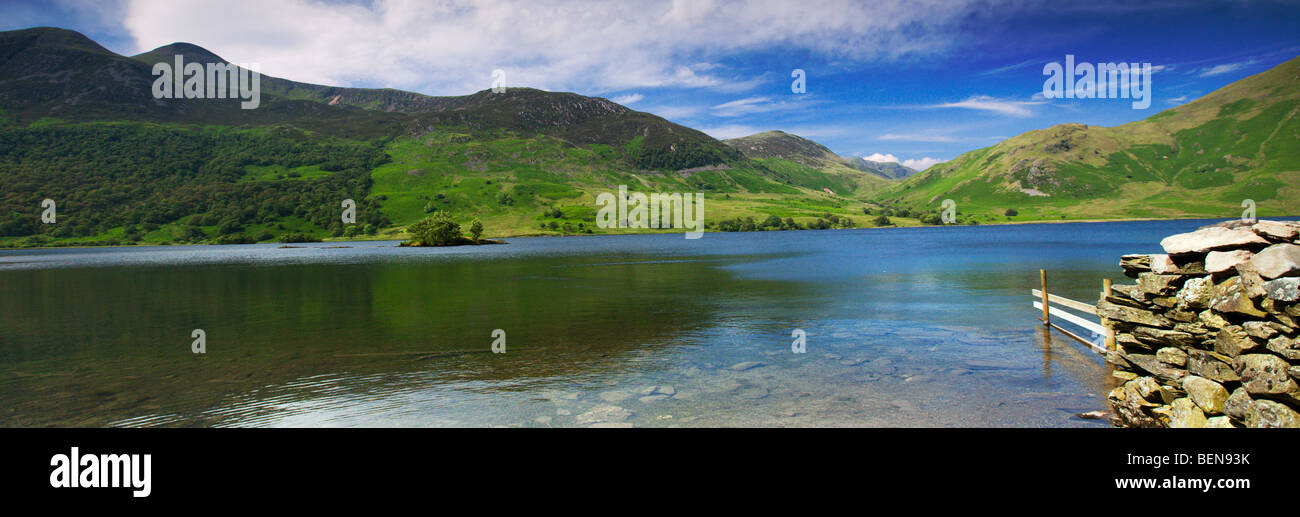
4;0;1298;169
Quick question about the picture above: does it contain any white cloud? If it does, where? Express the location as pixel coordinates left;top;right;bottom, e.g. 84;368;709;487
929;95;1041;117
610;93;644;105
902;157;945;170
860;153;945;170
863;152;901;163
116;0;997;95
710;95;815;117
1198;60;1253;77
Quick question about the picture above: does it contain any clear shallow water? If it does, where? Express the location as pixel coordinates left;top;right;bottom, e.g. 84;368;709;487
0;219;1237;427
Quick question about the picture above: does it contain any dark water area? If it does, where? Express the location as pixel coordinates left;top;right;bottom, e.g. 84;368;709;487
0;219;1238;427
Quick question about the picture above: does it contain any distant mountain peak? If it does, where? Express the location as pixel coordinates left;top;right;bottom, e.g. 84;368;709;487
723;130;839;164
132;42;231;66
839;155;919;179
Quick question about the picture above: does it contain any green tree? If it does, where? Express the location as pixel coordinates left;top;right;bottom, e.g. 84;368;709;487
469;219;484;242
408;211;462;246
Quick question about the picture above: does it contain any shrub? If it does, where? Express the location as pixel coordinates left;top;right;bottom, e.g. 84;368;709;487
469;219;484;241
278;233;321;243
1005;208;1019;217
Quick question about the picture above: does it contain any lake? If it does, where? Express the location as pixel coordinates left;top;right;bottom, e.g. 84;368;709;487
0;219;1228;427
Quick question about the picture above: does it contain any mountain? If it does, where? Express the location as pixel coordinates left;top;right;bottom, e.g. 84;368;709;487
877;56;1300;222
0;27;884;247
839;155;918;180
724;130;894;194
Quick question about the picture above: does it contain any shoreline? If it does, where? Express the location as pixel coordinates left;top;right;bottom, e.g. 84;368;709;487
3;214;1297;251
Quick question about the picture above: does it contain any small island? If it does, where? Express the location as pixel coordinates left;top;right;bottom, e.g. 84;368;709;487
398;212;504;247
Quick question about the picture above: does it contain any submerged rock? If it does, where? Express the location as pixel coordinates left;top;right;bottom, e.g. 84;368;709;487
728;361;765;371
575;404;634;425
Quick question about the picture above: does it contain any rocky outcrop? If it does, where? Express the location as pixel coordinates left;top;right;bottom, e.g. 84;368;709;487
1106;219;1300;428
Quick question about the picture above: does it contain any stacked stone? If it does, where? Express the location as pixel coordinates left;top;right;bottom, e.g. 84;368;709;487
1103;220;1300;428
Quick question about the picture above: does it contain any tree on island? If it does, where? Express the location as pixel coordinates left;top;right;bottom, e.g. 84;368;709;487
407;211;462;246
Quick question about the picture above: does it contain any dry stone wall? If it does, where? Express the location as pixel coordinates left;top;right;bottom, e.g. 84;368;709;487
1103;219;1300;428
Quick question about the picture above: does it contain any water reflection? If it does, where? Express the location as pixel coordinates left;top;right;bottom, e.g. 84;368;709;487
2;219;1234;427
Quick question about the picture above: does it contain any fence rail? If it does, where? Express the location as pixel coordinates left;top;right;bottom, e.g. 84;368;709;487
1031;269;1111;354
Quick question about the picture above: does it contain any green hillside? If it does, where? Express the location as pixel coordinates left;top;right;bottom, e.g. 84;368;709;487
0;28;900;247
723;130;895;196
877;56;1300;223
2;26;1296;248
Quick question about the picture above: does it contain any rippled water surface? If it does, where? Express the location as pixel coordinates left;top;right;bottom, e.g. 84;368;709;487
2;219;1236;427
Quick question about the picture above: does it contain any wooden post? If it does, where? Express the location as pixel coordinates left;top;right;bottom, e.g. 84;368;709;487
1102;278;1115;350
1040;269;1050;326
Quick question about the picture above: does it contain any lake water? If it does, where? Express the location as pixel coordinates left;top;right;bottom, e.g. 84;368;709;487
0;219;1232;427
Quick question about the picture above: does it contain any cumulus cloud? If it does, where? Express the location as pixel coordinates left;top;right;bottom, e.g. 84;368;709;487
115;0;997;95
902;157;945;170
861;153;945;170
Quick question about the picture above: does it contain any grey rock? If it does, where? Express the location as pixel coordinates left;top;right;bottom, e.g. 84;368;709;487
1242;321;1278;340
1252;220;1300;241
1160;227;1269;255
1120;254;1152;278
588;422;636;428
1236;262;1270;299
1198;309;1230;330
1151;254;1206;275
1187;349;1240;383
575;404;634;425
1133;327;1200;348
1156;347;1188;367
1206;249;1254;273
1205;416;1236;428
1224;388;1252;422
1245;399;1300;428
1176;276;1214;310
1138;273;1184;296
1210;278;1267;318
1213;325;1261;356
1107;377;1165;427
1168;397;1207;428
638;395;669;404
1234;353;1300;397
1248;243;1300;279
1182;375;1230;415
1123;353;1187;383
1097;300;1173;328
1264;277;1300;302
